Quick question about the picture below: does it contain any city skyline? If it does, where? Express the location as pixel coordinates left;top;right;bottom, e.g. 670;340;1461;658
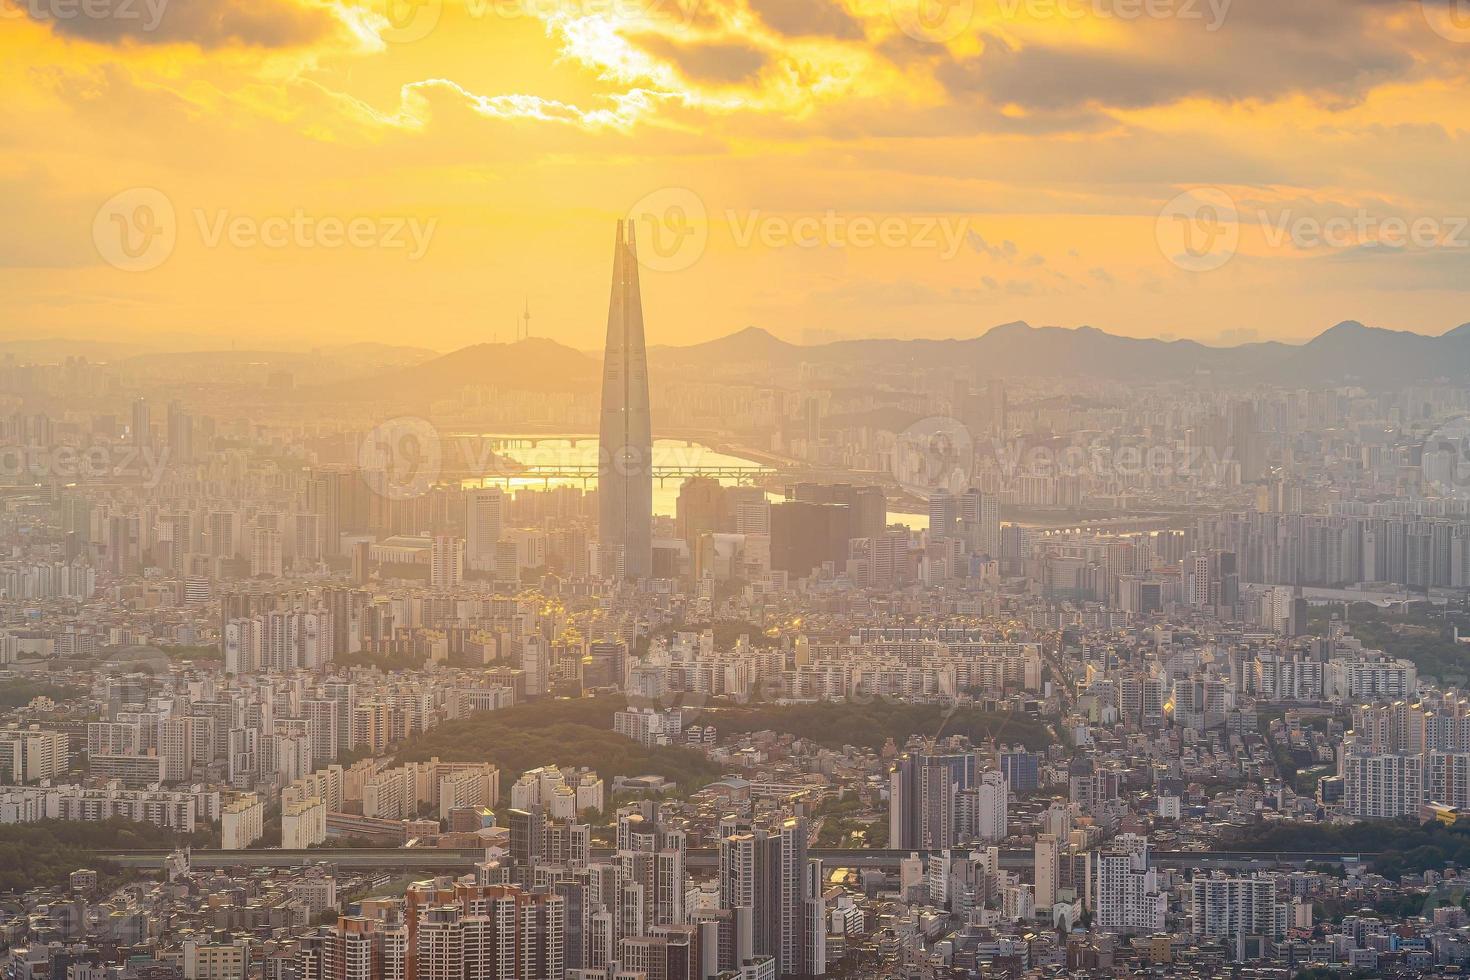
11;3;1470;979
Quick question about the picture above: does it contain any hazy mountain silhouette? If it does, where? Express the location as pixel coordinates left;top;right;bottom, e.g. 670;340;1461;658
651;320;1470;385
312;321;1470;402
307;337;600;402
649;326;799;363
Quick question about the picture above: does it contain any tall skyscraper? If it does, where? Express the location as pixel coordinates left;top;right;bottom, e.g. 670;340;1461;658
131;396;151;451
166;400;192;461
928;489;957;539
960;488;1001;559
598;220;654;581
465;488;504;569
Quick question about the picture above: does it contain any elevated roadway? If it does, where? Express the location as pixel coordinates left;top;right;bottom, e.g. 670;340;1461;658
97;847;1374;874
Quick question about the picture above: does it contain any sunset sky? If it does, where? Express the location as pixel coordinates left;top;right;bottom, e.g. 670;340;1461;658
5;0;1470;352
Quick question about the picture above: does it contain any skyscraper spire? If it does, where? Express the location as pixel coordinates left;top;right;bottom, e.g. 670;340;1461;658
598;220;653;580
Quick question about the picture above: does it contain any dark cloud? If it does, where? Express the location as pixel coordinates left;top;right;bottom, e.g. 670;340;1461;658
969;232;1048;267
928;0;1425;115
633;35;768;84
941;27;1411;113
746;0;864;39
969;232;1020;261
26;0;335;48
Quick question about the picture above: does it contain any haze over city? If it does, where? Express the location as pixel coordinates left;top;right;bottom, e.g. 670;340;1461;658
10;3;1470;980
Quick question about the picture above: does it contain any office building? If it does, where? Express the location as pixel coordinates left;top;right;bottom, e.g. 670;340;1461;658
597;220;654;581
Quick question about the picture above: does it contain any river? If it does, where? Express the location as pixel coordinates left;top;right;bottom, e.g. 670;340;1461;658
455;433;930;528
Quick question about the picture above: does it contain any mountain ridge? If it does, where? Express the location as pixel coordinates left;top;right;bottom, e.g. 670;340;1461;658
301;320;1470;402
646;319;1470;385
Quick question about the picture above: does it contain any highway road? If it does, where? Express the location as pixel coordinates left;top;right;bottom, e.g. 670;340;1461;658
97;846;1375;873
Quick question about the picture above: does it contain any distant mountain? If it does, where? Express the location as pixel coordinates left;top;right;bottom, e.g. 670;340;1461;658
1284;320;1470;384
649;326;799;363
123;343;440;386
0;338;154;362
305;337;599;403
302;319;1470;402
650;320;1470;385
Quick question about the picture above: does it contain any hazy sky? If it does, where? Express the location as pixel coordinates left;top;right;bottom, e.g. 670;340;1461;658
5;0;1470;352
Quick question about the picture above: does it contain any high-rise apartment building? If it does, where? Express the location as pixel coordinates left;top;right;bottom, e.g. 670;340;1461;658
1092;835;1165;934
717;817;825;978
431;536;464;590
890;750;995;851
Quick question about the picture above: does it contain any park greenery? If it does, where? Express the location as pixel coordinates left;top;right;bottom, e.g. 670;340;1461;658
157;644;223;662
0;679;84;709
1309;602;1470;685
1223;819;1470;879
0;818;212;892
392;697;724;801
813;796;887;848
705;699;1053;752
390;694;1047;808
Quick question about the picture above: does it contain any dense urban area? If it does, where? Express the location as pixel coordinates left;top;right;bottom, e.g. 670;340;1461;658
8;236;1470;980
